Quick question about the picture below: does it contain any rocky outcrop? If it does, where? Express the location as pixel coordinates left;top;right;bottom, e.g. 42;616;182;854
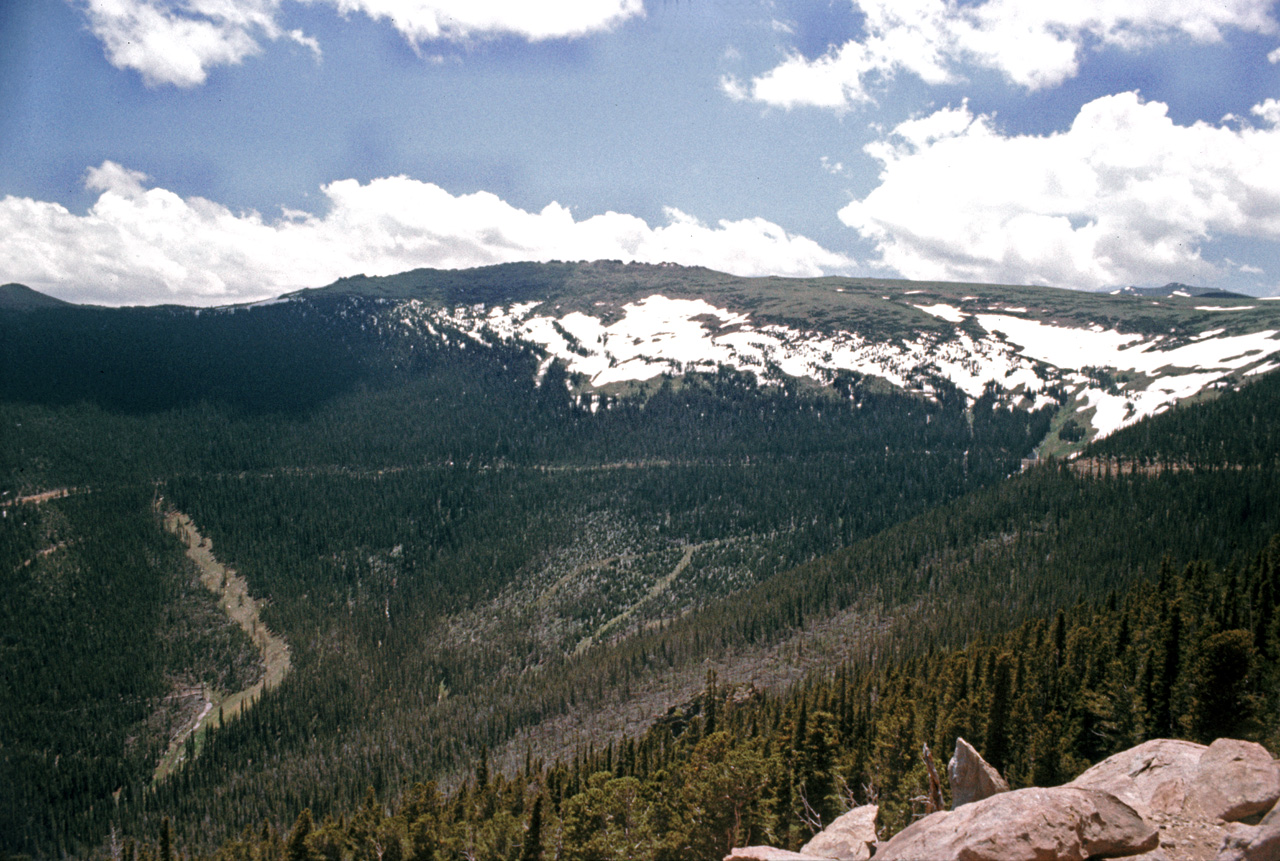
949;736;1011;808
799;804;878;861
1064;738;1280;861
1068;739;1280;823
873;786;1157;861
724;739;1280;861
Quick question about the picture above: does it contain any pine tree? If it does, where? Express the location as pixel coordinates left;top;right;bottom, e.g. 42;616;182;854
984;653;1013;773
159;817;173;861
520;794;543;861
287;810;314;861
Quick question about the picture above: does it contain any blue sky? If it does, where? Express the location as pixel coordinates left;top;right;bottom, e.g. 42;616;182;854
2;0;1278;305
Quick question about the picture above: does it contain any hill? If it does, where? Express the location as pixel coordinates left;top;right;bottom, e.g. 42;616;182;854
0;282;72;310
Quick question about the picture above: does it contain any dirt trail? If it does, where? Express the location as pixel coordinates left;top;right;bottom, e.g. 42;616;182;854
575;543;697;655
154;510;291;780
1;487;79;507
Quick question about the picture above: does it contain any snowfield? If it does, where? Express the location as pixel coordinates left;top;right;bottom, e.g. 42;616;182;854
395;294;1280;441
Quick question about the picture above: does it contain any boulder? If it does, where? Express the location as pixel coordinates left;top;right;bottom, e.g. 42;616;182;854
1067;739;1204;820
949;736;1011;808
723;848;830;861
800;804;879;861
874;786;1158;861
1190;741;1280;823
1069;739;1280;824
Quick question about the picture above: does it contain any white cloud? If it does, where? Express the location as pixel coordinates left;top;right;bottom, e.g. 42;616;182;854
83;0;279;87
82;0;643;87
1269;46;1280;62
742;0;1277;108
318;0;644;44
840;92;1280;289
1253;98;1280;125
0;163;854;306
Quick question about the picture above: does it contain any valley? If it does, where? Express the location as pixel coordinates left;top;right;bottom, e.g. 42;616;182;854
2;262;1279;859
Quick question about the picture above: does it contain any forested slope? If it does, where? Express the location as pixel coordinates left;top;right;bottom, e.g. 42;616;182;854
3;290;1279;858
112;528;1280;861
0;295;1046;856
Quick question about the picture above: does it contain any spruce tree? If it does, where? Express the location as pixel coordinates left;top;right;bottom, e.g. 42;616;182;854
287;810;313;861
984;653;1012;773
520;794;543;861
159;817;173;861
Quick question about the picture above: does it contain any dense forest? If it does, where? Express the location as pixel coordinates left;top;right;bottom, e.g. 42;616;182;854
109;534;1280;861
2;285;1278;859
1;295;1049;856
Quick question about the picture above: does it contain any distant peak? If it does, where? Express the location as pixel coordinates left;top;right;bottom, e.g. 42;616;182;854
1112;283;1249;300
0;283;73;310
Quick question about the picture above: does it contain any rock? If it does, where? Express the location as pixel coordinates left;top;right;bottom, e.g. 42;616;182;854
1216;818;1280;861
1069;739;1280;824
874;786;1158;861
1129;813;1231;861
800;804;878;861
949;736;1010;808
1190;740;1280;823
1068;739;1204;820
723;848;830;861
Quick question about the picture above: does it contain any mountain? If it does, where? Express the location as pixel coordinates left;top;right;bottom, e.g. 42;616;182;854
3;261;1279;858
1109;282;1253;299
289;262;1280;450
0;282;72;310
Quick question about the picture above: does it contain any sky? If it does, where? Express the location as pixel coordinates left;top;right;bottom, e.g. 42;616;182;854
1;0;1278;306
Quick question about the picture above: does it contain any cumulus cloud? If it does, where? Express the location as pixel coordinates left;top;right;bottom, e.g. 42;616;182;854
83;0;280;87
316;0;644;45
0;163;854;306
82;0;643;87
741;0;1277;108
839;92;1280;289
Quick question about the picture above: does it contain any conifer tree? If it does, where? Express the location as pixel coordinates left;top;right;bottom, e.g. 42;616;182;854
287;810;313;861
520;794;543;861
159;817;173;861
984;653;1013;773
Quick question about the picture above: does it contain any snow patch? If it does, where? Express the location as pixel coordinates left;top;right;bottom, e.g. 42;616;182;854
392;293;1280;442
914;303;968;323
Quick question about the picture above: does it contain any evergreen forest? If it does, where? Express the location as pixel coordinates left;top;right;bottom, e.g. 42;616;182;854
2;281;1278;860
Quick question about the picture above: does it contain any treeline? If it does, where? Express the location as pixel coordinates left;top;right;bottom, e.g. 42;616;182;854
2;298;1047;494
116;535;1280;861
1088;368;1280;468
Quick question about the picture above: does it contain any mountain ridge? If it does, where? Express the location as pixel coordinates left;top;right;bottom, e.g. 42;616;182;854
8;262;1280;453
286;262;1280;451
